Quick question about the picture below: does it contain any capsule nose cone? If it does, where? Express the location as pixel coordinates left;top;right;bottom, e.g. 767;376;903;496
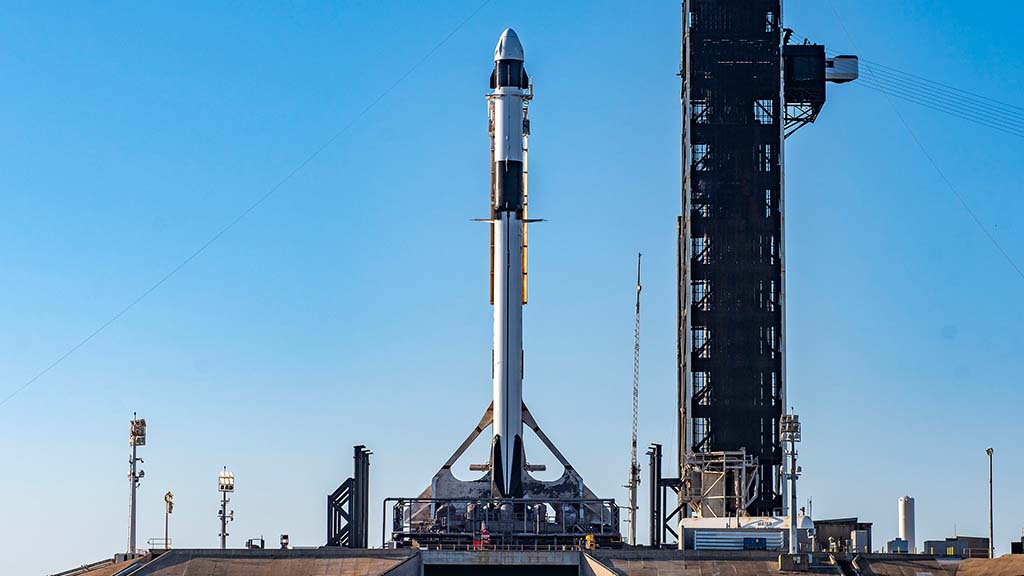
494;28;524;62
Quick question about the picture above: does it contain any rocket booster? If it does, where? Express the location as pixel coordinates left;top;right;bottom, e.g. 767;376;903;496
489;28;529;499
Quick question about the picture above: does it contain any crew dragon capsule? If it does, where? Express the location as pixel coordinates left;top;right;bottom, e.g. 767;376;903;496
488;28;531;499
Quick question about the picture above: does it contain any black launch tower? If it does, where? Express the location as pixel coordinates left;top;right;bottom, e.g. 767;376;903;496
678;0;834;517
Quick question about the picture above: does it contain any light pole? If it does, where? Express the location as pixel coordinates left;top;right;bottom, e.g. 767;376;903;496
127;415;146;555
780;414;802;555
987;448;994;559
218;467;235;549
164;491;174;549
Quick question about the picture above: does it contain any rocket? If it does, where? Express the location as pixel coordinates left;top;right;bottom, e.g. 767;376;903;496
488;28;530;499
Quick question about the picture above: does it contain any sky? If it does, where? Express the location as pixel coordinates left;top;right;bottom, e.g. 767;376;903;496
1;1;1021;573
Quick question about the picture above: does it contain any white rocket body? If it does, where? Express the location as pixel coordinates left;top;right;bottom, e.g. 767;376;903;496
489;29;528;498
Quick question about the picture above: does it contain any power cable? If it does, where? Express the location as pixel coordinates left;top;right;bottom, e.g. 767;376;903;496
852;80;1024;138
794;31;1024;134
0;0;494;409
825;0;1024;283
833;51;1024;115
856;72;1023;125
829;55;1024;134
852;73;1024;129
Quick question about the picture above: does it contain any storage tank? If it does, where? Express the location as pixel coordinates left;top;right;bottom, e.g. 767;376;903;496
898;496;916;553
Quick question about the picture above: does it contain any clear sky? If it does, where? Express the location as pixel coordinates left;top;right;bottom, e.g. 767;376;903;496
1;1;1021;573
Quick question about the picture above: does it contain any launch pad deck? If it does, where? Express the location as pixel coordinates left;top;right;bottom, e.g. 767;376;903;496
64;549;1024;576
386;497;621;549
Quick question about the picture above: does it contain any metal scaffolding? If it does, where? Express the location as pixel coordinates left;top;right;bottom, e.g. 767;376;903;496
679;0;787;517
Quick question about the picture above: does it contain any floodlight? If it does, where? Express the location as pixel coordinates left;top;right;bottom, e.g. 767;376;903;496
218;467;235;493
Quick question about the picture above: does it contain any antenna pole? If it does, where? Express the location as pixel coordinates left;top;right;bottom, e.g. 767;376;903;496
127;414;145;556
988;447;995;559
164;491;174;550
781;413;802;555
129;435;137;553
220;491;228;549
627;253;642;545
218;467;235;549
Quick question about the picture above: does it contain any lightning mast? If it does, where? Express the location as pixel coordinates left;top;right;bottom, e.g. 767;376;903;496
626;254;642;545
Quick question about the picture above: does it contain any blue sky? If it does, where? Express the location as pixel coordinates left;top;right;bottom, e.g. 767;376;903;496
1;1;1021;573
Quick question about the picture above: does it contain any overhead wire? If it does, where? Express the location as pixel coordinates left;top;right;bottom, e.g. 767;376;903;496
821;1;1024;283
0;0;495;409
854;74;1023;126
837;57;1024;136
843;54;1024;115
794;31;1024;138
851;80;1024;138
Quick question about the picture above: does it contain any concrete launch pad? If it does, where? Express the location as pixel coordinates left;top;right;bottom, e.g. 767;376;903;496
63;549;419;576
591;550;841;575
62;549;1024;576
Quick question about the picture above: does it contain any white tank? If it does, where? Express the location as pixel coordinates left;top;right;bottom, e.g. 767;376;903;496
898;496;916;553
